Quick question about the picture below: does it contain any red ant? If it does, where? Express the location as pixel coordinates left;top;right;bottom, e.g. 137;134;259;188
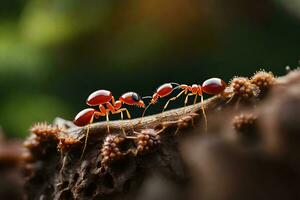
74;90;145;129
73;90;145;159
142;78;227;130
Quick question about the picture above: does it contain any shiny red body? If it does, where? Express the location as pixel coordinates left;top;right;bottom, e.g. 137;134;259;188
74;78;227;127
119;92;145;107
86;90;112;106
146;78;226;107
180;84;202;95
151;83;174;103
202;78;227;94
156;83;173;97
74;108;100;127
74;91;145;127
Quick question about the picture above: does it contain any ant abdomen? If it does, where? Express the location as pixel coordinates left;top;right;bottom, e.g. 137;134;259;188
202;78;227;95
156;83;174;98
86;89;112;106
73;108;97;127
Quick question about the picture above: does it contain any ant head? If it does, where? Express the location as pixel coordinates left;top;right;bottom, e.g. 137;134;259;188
131;92;145;107
120;92;145;108
131;92;140;102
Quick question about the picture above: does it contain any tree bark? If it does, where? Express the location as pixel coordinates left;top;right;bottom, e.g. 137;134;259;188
23;69;300;200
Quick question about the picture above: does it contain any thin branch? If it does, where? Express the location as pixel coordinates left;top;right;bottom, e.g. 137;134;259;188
59;95;227;140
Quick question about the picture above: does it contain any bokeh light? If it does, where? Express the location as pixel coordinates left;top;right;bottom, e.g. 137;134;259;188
0;0;299;137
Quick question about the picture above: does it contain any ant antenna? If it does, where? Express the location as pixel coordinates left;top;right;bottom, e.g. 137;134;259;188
141;95;154;118
169;82;180;86
141;103;152;118
172;85;181;91
142;96;153;99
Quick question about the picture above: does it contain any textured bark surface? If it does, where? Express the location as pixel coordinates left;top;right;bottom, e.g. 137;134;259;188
20;69;300;200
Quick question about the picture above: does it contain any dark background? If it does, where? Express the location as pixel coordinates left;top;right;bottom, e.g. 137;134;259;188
0;0;299;137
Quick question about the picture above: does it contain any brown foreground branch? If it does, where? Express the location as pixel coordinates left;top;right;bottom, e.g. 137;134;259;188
23;69;300;200
55;94;225;140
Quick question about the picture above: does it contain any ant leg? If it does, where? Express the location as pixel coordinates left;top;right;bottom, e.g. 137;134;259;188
106;113;110;133
184;93;195;106
200;95;208;132
80;115;94;160
111;108;133;135
193;94;198;105
141;103;152;122
98;104;110;133
110;110;124;134
119;108;132;120
112;109;126;135
189;95;199;126
190;94;199;114
119;110;126;135
163;90;185;112
120;108;134;132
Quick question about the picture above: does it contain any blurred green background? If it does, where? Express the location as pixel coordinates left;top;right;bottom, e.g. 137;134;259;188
0;0;299;137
